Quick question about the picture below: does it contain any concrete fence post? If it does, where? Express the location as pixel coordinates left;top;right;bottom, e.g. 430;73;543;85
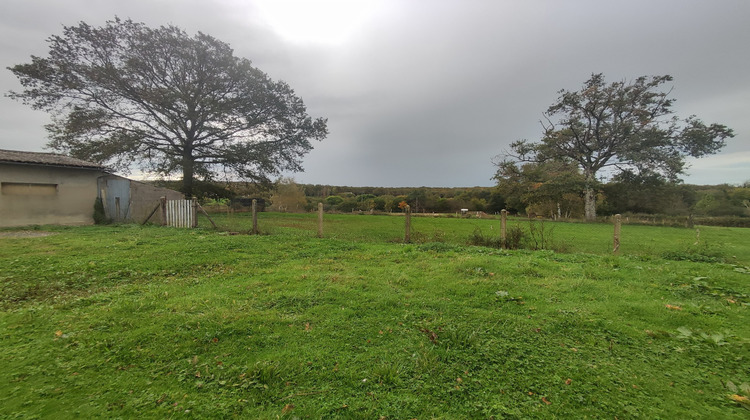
613;214;622;254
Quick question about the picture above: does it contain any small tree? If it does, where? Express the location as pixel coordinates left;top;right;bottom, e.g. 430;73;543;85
8;18;327;197
497;74;733;220
269;178;307;213
494;159;585;218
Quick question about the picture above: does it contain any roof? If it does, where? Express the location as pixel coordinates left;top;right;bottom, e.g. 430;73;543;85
0;149;104;170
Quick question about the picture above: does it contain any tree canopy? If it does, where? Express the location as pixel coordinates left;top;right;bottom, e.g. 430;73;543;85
8;18;328;197
497;73;734;220
494;159;586;218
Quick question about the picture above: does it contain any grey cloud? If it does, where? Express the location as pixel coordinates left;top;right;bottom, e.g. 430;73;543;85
1;0;748;186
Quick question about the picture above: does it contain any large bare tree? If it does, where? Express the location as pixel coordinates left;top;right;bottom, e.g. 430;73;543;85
8;18;328;197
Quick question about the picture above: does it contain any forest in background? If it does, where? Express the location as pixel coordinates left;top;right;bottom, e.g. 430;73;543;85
155;178;750;227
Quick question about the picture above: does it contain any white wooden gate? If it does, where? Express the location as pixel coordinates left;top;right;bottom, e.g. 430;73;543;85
165;199;196;228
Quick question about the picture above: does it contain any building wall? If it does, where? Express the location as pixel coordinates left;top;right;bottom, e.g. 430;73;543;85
0;163;103;227
98;176;183;223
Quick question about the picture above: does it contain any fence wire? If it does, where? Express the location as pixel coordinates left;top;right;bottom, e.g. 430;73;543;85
195;206;723;259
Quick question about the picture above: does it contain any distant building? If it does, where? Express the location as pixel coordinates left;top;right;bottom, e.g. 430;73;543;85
0;149;181;227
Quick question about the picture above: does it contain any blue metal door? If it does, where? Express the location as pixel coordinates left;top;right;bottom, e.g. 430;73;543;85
101;178;131;221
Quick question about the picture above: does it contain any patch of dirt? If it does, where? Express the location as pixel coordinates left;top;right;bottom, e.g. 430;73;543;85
0;231;58;238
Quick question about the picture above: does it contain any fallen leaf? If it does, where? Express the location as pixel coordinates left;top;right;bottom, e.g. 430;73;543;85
665;304;682;311
542;396;551;405
282;404;294;414
212;337;219;343
565;378;572;385
729;394;750;410
419;328;438;344
54;330;63;337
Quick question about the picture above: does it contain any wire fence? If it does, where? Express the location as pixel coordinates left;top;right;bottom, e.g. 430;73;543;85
191;204;739;261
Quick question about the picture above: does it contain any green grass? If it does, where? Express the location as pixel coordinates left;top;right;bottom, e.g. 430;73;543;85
1;216;749;418
213;211;750;263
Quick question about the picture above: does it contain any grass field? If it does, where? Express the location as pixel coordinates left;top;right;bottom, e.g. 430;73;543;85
1;213;749;418
212;211;750;262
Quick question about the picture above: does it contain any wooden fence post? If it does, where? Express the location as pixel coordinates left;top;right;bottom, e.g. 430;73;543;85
613;214;622;254
252;199;259;235
500;209;508;248
160;196;167;226
405;205;411;243
317;202;324;238
191;198;198;228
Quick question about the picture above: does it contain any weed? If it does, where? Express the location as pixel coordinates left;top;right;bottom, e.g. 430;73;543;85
505;225;525;249
372;361;403;386
662;240;725;263
468;227;506;249
468;220;566;252
93;197;111;225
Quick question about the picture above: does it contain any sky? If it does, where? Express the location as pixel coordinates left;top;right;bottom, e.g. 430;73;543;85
1;0;748;187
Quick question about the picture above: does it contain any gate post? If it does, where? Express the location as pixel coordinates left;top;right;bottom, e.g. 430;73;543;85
160;196;167;226
191;198;198;228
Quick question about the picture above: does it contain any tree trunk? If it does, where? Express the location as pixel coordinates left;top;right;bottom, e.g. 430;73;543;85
181;154;194;198
584;186;596;221
583;171;597;221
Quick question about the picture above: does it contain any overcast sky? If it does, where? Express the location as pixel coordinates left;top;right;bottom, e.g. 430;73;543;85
1;0;748;187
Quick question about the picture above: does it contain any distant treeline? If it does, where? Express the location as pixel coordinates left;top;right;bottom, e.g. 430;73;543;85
300;182;750;220
155;179;750;223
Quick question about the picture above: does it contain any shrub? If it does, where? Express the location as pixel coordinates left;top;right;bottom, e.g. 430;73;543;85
468;220;567;252
468;228;505;249
93;197;110;225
